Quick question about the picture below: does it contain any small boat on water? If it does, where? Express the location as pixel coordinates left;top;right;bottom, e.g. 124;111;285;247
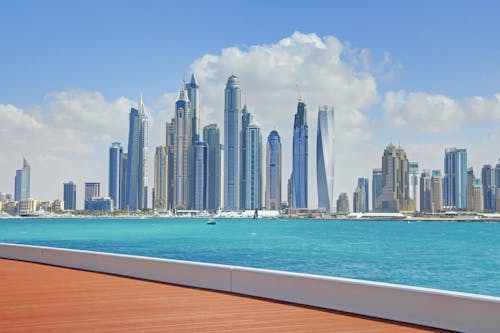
206;218;216;225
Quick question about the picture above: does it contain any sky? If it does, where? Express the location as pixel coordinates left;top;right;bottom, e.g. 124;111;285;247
1;1;500;209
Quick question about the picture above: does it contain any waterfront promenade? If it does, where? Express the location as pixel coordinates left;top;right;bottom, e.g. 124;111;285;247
0;259;448;332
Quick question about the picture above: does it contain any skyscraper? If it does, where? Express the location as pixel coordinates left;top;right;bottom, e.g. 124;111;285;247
185;74;200;144
372;168;383;211
246;122;262;210
481;164;495;212
85;182;100;201
203;124;221;211
193;141;208;210
409;162;420;212
266;130;282;210
316;105;334;213
466;167;475;211
63;181;76;210
14;157;30;201
431;170;443;212
357;178;369;212
496;160;500;212
240;105;252;209
472;179;484;213
109;142;123;210
292;100;308;208
420;170;432;212
375;144;410;212
336;193;350;214
224;75;241;210
120;153;128;210
165;119;175;209
125;95;149;211
353;184;367;213
174;89;192;209
154;146;169;210
443;147;467;209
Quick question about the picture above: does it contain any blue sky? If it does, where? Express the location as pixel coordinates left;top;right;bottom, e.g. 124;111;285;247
1;1;500;207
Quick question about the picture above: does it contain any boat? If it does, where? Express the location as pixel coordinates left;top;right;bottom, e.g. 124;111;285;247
206;218;216;225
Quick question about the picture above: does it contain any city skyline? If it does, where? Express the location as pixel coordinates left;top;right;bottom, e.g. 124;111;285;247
1;2;500;208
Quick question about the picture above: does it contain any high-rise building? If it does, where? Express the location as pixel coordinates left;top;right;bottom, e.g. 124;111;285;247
409;162;420;212
245;122;262;210
85;182;100;201
154;146;169;210
292;100;308;208
240;105;252;209
120;153;128;210
353;184;367;213
443;147;467;209
266;130;281;210
466;167;475;211
174;90;192;209
63;181;76;210
372;168;383;211
224;75;241;210
431;170;443;212
125;95;149;211
185;74;200;144
419;170;432;212
193;141;208;210
165;119;176;209
472;179;484;213
481;164;495;212
336;192;350;214
496;160;500;212
109;142;123;209
287;175;293;209
14;157;30;201
203;124;221;211
375;144;410;212
316;105;334;213
357;178;369;212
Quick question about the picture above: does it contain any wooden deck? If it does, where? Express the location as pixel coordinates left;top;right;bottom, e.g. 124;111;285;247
0;259;452;332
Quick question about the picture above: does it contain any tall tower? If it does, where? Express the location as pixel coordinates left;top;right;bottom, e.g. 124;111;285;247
203;124;221;211
375;144;410;212
266;130;282;210
224;75;241;210
292;100;308;208
316;105;334;213
357;178;369;212
443;147;467;209
481;164;495;212
246;122;262;210
240;105;252;209
431;170;443;212
408;162;420;212
125;95;149;211
63;181;76;210
185;74;200;144
193;141;208;210
154;146;169;210
165;119;175;209
109;142;123;210
14;157;30;201
120;153;128;210
174;90;192;209
419;170;432;212
372;168;383;211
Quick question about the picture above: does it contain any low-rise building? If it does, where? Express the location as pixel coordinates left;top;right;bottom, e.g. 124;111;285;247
85;197;113;211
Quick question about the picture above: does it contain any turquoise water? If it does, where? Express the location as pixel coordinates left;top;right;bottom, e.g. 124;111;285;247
1;218;499;297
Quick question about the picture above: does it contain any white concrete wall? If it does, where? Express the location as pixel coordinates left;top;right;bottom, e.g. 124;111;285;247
2;242;500;333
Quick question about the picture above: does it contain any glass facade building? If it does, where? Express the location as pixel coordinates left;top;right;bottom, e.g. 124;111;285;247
316;106;334;213
443;148;467;209
266;130;281;210
203;124;221;211
224;75;241;210
109;142;123;209
292;101;308;208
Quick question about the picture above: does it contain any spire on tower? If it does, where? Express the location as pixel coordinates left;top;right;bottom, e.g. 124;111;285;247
139;92;144;109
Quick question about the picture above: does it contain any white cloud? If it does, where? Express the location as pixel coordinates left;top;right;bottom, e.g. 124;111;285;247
383;90;465;133
465;94;500;121
189;31;382;205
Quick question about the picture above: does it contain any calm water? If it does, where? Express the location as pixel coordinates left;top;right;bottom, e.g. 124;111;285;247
1;218;499;297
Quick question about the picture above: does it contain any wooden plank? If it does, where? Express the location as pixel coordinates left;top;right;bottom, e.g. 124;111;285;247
0;259;452;332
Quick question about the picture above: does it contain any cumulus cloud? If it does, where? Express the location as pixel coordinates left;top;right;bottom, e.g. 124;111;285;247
465;94;500;121
383;90;465;133
188;31;382;204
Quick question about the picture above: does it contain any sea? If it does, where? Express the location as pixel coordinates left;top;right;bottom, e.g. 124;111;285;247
1;217;499;297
